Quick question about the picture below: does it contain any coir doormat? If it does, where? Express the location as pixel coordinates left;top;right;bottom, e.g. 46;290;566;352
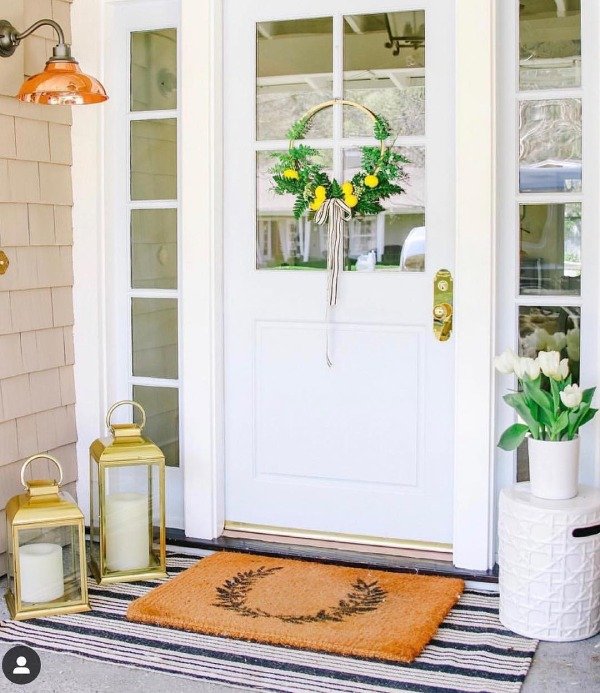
0;553;538;692
126;551;463;663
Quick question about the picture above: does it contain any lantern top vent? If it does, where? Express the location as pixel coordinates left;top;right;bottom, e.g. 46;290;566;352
90;400;165;467
5;455;84;526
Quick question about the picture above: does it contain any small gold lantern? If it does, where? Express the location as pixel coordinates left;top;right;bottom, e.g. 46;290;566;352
4;455;90;620
89;400;166;584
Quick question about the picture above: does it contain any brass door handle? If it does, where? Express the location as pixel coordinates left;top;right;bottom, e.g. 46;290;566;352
433;269;453;341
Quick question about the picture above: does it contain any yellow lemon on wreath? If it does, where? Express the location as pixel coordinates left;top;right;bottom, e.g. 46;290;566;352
314;185;327;200
283;168;299;180
345;194;358;208
341;181;354;195
310;198;324;211
364;174;379;188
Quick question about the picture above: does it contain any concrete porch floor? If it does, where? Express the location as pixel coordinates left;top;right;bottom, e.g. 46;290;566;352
0;578;598;692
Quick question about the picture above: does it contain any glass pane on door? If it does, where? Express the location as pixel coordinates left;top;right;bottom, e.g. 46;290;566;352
343;11;425;137
519;203;581;295
130;119;177;200
519;1;581;91
519;99;581;193
131;298;178;379
131;28;177;111
256;149;333;269
343;146;425;271
131;208;178;289
133;385;179;467
256;17;333;140
518;305;580;379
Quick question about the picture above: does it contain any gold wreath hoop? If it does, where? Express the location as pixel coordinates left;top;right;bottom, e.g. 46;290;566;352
289;98;387;158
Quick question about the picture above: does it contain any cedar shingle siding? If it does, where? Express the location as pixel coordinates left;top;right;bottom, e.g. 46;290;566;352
0;0;77;575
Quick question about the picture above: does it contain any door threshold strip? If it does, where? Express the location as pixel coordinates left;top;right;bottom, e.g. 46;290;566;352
222;527;452;562
165;528;499;584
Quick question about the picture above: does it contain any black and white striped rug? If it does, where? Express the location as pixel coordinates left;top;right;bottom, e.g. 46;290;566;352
0;553;537;692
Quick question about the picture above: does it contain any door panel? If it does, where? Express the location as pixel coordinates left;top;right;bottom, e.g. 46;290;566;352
224;0;455;545
254;322;423;486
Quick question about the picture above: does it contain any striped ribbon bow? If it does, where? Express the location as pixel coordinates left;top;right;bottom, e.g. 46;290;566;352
314;197;352;366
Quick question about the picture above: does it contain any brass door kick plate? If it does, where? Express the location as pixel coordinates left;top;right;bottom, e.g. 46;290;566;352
0;250;9;275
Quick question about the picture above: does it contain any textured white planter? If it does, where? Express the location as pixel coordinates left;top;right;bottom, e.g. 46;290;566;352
499;484;600;641
528;436;580;500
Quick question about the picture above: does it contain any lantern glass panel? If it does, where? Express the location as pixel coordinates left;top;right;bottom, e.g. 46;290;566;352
16;522;82;610
103;463;161;574
89;455;101;571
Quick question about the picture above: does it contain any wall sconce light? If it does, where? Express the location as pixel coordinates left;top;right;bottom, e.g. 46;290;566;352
0;18;107;105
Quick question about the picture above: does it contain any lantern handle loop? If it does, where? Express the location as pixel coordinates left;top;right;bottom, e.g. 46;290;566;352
106;400;147;433
21;454;64;489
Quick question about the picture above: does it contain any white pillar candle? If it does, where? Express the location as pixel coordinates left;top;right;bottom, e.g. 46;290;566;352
105;493;150;571
19;543;64;603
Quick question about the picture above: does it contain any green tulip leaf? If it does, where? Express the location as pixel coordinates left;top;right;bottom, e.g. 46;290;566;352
503;392;540;438
523;380;553;412
498;423;530;451
582;387;596;406
550;379;561;412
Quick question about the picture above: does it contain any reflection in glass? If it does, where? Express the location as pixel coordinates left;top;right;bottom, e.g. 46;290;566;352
519;305;580;381
343;147;425;271
131;209;177;289
131;298;178;379
520;203;581;296
131;29;177;111
133;385;179;467
256;18;333;140
256;150;333;269
343;12;425;137
519;1;581;90
519;99;581;193
130;119;177;200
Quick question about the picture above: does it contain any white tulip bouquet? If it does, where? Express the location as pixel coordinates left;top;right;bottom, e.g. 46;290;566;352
494;348;597;450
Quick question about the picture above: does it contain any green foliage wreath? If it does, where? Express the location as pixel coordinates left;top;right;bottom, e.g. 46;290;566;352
270;105;408;219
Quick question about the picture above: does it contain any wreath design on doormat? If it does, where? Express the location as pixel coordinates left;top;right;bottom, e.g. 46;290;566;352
212;566;387;624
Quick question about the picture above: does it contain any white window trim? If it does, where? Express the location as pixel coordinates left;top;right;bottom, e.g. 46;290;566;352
73;0;498;570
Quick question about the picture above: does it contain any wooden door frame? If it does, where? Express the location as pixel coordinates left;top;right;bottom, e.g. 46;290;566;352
72;0;497;570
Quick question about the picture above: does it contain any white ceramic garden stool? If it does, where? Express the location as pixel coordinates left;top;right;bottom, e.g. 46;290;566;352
499;483;600;641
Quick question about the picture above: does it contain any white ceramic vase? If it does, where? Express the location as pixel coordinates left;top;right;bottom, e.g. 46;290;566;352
528;436;580;500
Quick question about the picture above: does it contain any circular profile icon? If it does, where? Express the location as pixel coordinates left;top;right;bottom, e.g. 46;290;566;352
2;645;41;685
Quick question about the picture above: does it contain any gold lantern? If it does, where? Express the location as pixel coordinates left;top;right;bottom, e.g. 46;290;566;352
89;400;166;584
4;455;90;620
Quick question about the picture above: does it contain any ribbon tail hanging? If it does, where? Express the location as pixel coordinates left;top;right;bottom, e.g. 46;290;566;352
315;198;352;367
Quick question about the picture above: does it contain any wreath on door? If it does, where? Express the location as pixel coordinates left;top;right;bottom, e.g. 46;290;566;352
269;99;408;218
268;100;409;366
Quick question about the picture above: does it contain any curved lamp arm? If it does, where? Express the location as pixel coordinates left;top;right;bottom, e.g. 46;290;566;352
0;18;71;60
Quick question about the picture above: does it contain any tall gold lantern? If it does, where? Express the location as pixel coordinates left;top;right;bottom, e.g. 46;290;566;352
4;455;90;620
89;400;167;584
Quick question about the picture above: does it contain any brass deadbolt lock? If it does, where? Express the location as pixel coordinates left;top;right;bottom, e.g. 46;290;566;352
0;250;9;275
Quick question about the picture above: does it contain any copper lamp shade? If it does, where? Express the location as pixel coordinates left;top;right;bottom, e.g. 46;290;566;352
19;59;108;105
0;17;108;106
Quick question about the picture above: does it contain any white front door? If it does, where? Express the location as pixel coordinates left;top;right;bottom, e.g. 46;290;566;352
223;0;455;547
